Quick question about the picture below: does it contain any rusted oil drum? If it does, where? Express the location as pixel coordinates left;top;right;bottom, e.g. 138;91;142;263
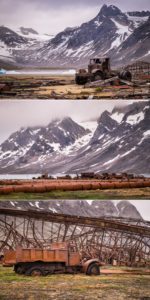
45;184;57;191
13;185;28;192
33;185;47;193
82;183;92;190
100;182;115;189
129;182;139;188
71;184;83;191
90;183;101;190
142;181;150;188
0;186;14;194
58;184;71;191
22;185;36;193
135;181;145;188
114;181;130;189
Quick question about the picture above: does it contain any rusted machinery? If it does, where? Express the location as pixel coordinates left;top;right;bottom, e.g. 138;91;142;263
125;61;150;80
75;57;132;85
0;208;150;267
3;242;101;276
80;172;137;180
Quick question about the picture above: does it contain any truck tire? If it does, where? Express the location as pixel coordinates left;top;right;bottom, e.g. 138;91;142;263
25;267;44;276
75;75;88;85
14;264;24;275
86;263;100;276
93;71;103;81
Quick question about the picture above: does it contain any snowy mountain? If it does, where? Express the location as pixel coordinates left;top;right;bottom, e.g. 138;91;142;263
0;5;150;67
0;25;51;64
0;26;27;63
0;200;142;220
0;101;149;175
0;118;90;172
22;4;150;67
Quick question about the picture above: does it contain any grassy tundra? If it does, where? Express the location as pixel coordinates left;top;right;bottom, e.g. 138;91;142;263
0;187;150;200
0;265;150;300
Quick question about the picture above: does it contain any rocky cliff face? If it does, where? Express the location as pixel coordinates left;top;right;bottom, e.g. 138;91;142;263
0;101;149;174
116;201;142;219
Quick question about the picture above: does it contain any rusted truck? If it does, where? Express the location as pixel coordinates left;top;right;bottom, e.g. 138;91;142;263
75;57;132;84
3;242;102;276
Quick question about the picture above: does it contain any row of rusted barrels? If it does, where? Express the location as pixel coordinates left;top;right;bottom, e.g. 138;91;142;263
0;178;149;186
0;180;150;194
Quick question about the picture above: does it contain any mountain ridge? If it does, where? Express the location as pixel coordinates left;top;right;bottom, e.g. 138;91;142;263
0;4;150;67
0;101;149;174
0;200;143;220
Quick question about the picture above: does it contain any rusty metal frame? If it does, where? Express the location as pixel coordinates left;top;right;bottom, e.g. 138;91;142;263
0;208;150;266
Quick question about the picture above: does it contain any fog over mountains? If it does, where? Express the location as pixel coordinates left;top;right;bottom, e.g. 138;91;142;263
0;101;149;175
0;4;150;67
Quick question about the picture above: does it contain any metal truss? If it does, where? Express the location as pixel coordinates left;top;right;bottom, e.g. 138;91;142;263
0;208;150;266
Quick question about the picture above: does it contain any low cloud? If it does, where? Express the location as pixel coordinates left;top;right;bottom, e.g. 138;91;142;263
0;99;139;144
0;0;149;34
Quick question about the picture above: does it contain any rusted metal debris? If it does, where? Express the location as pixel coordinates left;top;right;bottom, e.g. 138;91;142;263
0;208;150;267
125;61;150;80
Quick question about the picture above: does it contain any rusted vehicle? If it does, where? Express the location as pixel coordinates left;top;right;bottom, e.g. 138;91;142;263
80;172;95;179
3;242;102;276
75;57;132;84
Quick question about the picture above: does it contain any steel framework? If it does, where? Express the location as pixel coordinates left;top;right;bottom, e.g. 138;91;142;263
125;61;150;79
0;208;150;266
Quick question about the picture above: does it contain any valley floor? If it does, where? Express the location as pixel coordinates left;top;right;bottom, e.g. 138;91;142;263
0;74;149;99
0;265;150;300
0;187;150;200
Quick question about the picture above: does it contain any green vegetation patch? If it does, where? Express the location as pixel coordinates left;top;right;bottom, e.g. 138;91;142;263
0;188;150;201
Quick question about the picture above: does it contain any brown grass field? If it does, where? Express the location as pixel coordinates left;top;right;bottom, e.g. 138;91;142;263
0;187;150;200
1;74;149;99
0;265;150;300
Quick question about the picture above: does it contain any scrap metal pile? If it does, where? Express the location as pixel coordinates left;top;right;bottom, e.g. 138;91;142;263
0;208;150;267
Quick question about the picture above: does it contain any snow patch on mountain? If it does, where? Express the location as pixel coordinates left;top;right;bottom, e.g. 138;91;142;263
144;130;150;137
111;112;124;123
0;40;13;58
126;14;149;28
110;19;132;49
126;112;145;125
103;154;120;166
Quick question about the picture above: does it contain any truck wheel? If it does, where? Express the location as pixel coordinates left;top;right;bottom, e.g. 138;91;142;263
26;267;44;276
75;75;88;85
14;264;24;274
86;263;100;276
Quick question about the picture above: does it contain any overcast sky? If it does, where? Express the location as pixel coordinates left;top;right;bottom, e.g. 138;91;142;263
0;0;150;34
0;99;140;144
